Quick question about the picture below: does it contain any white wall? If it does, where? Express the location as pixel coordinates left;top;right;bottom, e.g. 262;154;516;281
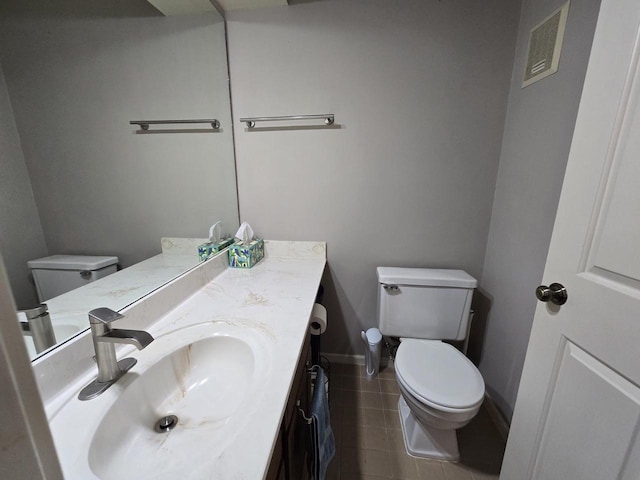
0;0;238;270
0;63;48;309
228;0;520;355
477;0;601;421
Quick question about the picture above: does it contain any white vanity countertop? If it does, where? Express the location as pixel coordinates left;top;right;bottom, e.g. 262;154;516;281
30;251;203;359
45;241;326;479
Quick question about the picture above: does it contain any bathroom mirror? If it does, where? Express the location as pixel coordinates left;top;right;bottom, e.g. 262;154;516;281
0;0;239;360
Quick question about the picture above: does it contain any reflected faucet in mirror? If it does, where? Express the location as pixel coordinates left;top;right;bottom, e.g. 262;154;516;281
0;1;239;361
18;304;57;354
78;308;154;401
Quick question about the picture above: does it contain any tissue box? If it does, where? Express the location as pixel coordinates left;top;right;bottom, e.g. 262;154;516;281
228;238;265;268
198;237;235;262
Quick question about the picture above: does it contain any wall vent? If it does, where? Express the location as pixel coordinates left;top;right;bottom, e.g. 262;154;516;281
522;1;570;88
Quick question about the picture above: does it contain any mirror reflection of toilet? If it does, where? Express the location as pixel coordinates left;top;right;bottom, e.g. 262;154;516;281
28;255;119;303
377;267;485;461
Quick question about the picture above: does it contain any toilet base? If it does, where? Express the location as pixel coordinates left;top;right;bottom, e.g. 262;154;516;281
398;397;460;461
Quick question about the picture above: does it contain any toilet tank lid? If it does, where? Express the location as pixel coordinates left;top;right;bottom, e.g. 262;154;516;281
28;255;119;271
376;267;477;288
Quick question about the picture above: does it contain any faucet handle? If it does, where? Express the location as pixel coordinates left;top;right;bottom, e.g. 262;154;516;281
89;307;125;325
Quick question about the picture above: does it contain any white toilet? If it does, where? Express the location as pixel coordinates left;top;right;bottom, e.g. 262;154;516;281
376;267;485;461
28;255;119;302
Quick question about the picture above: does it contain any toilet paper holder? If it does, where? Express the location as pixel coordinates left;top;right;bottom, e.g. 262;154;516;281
309;303;327;336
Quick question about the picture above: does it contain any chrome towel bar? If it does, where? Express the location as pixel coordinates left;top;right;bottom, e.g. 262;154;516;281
239;114;334;128
130;119;220;131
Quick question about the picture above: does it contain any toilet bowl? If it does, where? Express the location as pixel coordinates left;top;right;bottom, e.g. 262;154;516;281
394;339;485;460
376;266;484;461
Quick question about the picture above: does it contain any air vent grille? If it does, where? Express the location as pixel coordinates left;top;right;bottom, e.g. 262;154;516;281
523;2;570;88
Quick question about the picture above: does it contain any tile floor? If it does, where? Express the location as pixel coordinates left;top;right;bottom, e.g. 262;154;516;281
326;363;506;480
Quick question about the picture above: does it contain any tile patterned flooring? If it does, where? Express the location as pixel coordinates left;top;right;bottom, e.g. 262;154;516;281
326;363;506;480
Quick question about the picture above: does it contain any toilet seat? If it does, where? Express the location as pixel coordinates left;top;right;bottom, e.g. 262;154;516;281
395;339;484;411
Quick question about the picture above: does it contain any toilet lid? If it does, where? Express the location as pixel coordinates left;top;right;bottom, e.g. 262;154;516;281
395;339;485;410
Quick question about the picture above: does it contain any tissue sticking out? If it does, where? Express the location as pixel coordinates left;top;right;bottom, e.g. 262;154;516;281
228;222;265;269
234;222;254;245
197;221;235;262
209;221;222;243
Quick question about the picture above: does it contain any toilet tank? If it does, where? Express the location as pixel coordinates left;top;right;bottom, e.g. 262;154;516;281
28;255;119;303
376;267;477;341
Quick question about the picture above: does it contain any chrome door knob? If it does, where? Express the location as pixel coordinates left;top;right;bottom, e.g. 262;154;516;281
535;283;568;305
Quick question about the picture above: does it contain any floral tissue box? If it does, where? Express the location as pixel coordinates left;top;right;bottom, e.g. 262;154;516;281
197;237;235;262
228;238;265;268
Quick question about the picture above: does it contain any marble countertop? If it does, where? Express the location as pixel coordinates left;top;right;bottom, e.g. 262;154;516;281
43;241;326;479
27;247;204;360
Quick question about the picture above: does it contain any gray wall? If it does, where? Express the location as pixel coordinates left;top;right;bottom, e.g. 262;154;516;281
0;0;238;271
0;63;48;309
0;259;63;479
228;0;520;355
477;0;601;421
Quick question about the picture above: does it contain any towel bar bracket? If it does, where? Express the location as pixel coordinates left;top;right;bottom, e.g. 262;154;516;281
297;400;313;425
307;364;321;374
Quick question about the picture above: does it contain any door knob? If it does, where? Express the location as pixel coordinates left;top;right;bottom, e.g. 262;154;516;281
535;283;568;305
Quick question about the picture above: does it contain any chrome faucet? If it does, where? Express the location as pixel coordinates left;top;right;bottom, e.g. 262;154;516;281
78;307;154;401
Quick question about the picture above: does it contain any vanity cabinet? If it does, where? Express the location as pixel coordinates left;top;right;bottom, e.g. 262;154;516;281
266;336;311;480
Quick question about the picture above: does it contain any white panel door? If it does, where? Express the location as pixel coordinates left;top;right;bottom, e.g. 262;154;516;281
501;0;640;478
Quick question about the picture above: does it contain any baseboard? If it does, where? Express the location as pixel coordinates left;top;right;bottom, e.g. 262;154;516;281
323;353;393;369
323;353;364;365
483;392;510;441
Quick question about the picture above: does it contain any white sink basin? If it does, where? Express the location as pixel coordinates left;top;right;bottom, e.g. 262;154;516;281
50;321;272;479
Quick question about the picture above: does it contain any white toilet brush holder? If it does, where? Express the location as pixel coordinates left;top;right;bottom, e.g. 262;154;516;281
361;328;382;380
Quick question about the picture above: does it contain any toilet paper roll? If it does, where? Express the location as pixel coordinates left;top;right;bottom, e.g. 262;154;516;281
309;303;327;336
